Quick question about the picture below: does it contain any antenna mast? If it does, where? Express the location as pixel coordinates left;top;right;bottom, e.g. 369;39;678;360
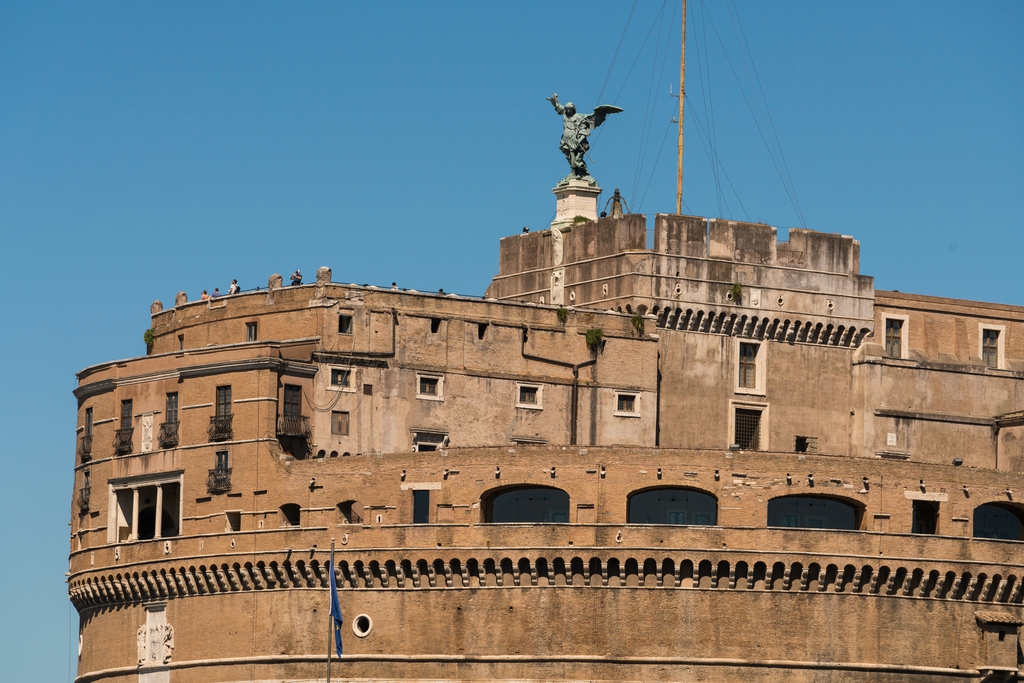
676;0;686;214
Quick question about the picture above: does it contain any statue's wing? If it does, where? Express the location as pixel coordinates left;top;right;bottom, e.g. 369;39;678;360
590;105;623;128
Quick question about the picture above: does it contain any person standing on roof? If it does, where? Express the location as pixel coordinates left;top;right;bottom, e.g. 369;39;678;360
290;270;302;286
228;279;240;295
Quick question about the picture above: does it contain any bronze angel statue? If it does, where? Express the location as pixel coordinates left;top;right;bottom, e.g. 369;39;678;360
547;93;623;180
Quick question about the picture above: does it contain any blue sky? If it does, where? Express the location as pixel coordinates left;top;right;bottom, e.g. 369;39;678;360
0;1;1021;679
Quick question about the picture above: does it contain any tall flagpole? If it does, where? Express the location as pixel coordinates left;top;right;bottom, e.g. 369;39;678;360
327;539;334;683
676;0;686;214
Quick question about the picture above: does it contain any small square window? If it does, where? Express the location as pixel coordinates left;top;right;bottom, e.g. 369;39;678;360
516;383;542;409
615;393;639;416
330;368;352;388
246;322;258;342
332;411;350;436
338;314;353;335
417;374;442;400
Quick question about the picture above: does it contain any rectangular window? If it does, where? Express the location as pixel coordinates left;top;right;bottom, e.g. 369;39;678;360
165;393;178;424
983;329;1000;368
412;490;430;524
363;383;373;396
246;322;258;342
330;368;352;388
615;393;638;414
413;432;447;452
738;343;758;389
885;319;903;358
216;386;232;417
331;411;350;436
338;314;353;335
215;450;229;471
417;374;442;399
734;408;762;450
120;400;133;430
283;385;302;419
516;383;542;409
225;511;241;532
177;334;184;350
85;407;93;437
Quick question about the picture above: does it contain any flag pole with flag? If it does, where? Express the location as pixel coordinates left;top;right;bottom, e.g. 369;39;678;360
327;538;343;683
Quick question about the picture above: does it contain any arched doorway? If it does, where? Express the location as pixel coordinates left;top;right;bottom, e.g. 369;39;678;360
767;496;861;530
627;488;717;525
484;487;569;523
973;503;1024;540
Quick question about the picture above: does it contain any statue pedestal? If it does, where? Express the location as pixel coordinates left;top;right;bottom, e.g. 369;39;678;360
551;176;602;230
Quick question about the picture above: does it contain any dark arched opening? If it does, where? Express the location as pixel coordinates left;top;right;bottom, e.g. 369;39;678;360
767;496;861;530
973;503;1024;540
627;487;717;525
280;503;301;527
484;486;569;523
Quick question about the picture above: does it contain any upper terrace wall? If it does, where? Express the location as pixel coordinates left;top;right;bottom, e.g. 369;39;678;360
487;213;874;337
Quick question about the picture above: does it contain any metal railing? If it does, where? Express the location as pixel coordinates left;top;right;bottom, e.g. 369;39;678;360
208;414;233;441
277;415;311;438
77;486;91;513
207;468;232;494
158;421;179;449
78;435;93;462
113;428;133;456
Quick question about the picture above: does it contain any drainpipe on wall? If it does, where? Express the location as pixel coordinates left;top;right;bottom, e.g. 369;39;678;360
521;327;597;446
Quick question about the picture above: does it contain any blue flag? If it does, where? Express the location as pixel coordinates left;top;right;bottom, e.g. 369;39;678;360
328;560;343;655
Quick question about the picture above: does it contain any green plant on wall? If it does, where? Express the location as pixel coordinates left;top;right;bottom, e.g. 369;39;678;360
572;215;592;225
556;306;569;323
729;283;743;303
631;313;645;337
143;328;155;347
585;328;604;352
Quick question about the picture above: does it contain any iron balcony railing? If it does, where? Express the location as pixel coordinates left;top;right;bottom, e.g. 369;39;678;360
113;428;133;455
208;414;233;441
277;415;311;438
343;508;363;524
158;421;179;449
77;486;91;513
78;435;93;462
207;468;232;494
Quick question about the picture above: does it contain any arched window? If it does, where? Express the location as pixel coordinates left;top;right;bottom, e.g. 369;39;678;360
484;487;569;523
627;488;717;525
767;496;861;530
973;503;1024;540
280;503;301;527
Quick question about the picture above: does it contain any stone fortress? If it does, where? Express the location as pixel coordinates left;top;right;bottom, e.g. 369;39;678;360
69;175;1024;682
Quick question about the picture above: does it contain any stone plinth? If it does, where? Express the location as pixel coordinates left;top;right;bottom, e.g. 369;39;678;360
552;176;602;231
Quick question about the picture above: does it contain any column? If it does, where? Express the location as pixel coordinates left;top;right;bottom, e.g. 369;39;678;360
131;488;140;541
154;485;164;539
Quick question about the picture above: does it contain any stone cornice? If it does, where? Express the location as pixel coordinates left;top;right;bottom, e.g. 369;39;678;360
68;549;1024;613
74;357;318;399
